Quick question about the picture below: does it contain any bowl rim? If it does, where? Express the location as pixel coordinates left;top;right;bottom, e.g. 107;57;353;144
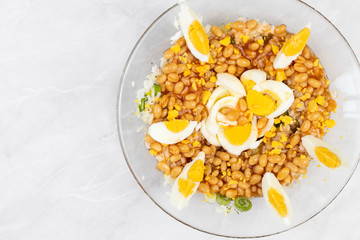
116;0;360;238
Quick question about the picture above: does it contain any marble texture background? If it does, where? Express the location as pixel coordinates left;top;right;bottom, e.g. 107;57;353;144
0;0;359;239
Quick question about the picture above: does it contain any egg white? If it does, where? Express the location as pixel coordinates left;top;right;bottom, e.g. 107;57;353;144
148;120;197;144
262;172;293;225
200;118;221;146
216;112;238;126
171;151;205;210
301;135;345;168
252;80;294;118
216;73;246;97
273;23;311;69
217;116;259;155
240;69;267;86
177;3;209;62
206;86;230;111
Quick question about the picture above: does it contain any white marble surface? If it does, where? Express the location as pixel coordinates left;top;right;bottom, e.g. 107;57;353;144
1;0;359;239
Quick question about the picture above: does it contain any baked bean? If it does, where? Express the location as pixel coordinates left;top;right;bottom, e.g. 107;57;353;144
236;57;251;67
250;174;262;185
207;175;218;185
274;24;286;34
218;179;224;187
169;154;181;162
302;46;311;59
290;134;301;146
184;101;197;109
307;111;322;121
300;120;311;132
249;42;260;51
272;164;281;173
249;154;260;166
298;168;307;174
314;87;324;96
179;45;187;55
150;142;162;152
230;53;241;60
185;93;196;101
220;162;227;172
231;162;241;171
245;189;252;198
219;152;230;161
257;117;268;129
204;81;216;88
151;104;162;119
218;57;226;63
259;154;268;167
245;49;257;59
294;73;308;83
226;189;237;199
157;161;170;174
257;188;263;196
167;73;179;83
145;134;155;144
265;162;274;172
284;175;292;184
294;63;307;72
268;154;282;163
304;60;314;69
285;162;298;173
231;170;244;180
238;181;250;189
183;149;195;158
253;165;264;174
168;96;176;109
162;63;178;74
308;78;321;88
184;113;193;121
165;81;174;92
277;167;290;180
175;37;186;46
232;21;246;30
176;64;186;74
212;170;219;177
174;81;184;94
210;185;219;193
214;63;228;73
160;95;169;108
157;74;167;84
170;166;182;178
244;168;252;181
198;182;210;194
169;145;180;155
246;19;257;29
223;44;234;58
211;25;223;37
227;65;237;75
202;146;212;155
213;157;222;166
226;110;241;121
293;157;309;169
164;49;174;59
285;67;295;77
264;44;272;53
237;116;248;125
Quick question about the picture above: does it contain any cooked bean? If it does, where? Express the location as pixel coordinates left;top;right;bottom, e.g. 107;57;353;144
223;44;234;58
226;189;237;199
245;49;257;59
302;46;311;59
198;182;210;194
249;42;260;51
246;19;257;29
284;175;292;184
259;154;268;167
290;134;301;146
162;63;178;74
250;174;262;185
300;120;311;132
214;63;228;73
274;24;286;34
170;166;182;178
307;111;322;121
245;188;252;198
308;78;321;88
232;21;246;30
294;73;308;83
157;74;167;84
145;134;155;144
304;60;314;69
249;154;260;166
294;63;307;73
236;57;251;67
257;117;268;129
150;142;162;152
238;181;250;189
218;152;230;161
165;81;174;92
227;65;237;75
268;154;282;163
231;162;241;171
253;165;264;174
207;175;218;185
293;157;309;169
211;25;223;37
152;104;162;119
210;185;219;193
184;101;197;109
285;162;298;173
167;73;179;83
202;146;212;155
265;162;274;172
238;116;248;125
226;110;241;121
169;154;181;162
213;157;222;166
157;161;170;174
169;145;180;155
231;170;244;180
272;164;281;173
204;81;216;88
244;168;252;181
277;167;290;180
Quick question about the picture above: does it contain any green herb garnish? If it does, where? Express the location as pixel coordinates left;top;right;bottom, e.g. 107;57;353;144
154;84;161;96
216;194;232;206
138;97;147;112
234;197;252;212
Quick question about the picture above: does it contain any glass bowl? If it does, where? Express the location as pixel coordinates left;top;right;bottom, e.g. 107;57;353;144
117;0;360;237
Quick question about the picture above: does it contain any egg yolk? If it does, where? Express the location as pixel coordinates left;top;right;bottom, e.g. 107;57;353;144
187;160;204;182
188;20;209;55
164;119;190;133
246;90;277;116
315;147;341;168
268;187;287;218
178;178;196;197
223;123;252;146
242;79;256;92
282;27;310;56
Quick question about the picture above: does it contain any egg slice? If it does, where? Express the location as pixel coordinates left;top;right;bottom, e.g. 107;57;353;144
171;151;205;210
206;86;230;110
301;135;343;168
200;118;221;146
240;69;267;91
262;172;293;225
216;73;246;97
216;112;237;126
248;80;294;118
148;119;197;144
258;117;275;137
273;23;311;69
217;116;258;155
206;96;239;136
178;3;210;62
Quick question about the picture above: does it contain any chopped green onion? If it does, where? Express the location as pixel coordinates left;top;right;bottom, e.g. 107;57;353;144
234;197;252;212
138;97;147;112
216;194;232;206
154;84;161;96
252;148;259;154
285;111;289;116
274;122;281;128
231;37;236;44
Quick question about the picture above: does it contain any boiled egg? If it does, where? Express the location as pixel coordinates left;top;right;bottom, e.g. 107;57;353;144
216;112;237;126
216;73;246;97
217;116;259;155
148;119;197;144
262;172;293;225
178;3;210;62
206;86;230;110
301;135;343;169
171;151;205;210
258;117;275;137
200;119;221;146
248;80;294;118
240;69;267;91
273;23;311;69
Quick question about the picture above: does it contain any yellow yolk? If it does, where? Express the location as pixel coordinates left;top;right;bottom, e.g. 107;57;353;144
282;27;310;56
242;79;256;91
188;20;209;55
164;120;190;133
268;187;287;218
223;123;252;146
315;147;341;168
246;90;277;116
187;160;204;182
178;178;196;197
